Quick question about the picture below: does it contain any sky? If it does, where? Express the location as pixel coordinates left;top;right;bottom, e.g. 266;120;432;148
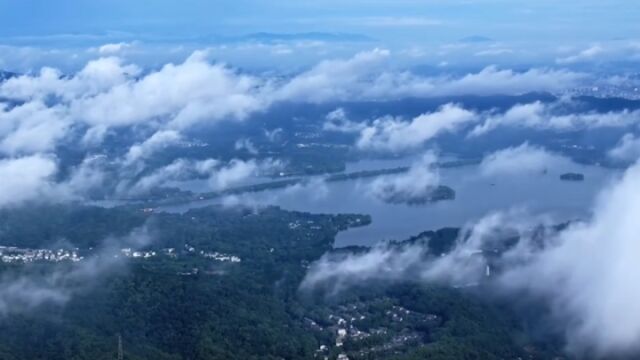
0;0;638;73
0;0;636;75
1;0;637;44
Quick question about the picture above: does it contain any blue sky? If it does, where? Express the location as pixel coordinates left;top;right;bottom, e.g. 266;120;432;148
0;0;638;73
1;0;637;44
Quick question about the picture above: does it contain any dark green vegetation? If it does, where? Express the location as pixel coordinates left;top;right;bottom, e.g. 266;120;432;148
118;159;472;206
560;172;585;181
302;284;553;360
378;185;456;206
0;205;560;359
0;205;148;249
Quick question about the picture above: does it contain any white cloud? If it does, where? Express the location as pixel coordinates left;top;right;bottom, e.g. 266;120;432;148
469;101;640;136
81;124;111;147
0;50;589;158
0;227;152;316
609;133;640;162
0;57;140;101
208;159;260;191
0;49;599;208
281;177;330;201
219;177;330;209
323;108;367;133
303;161;640;356
273;48;391;103
356;104;475;152
59;155;109;197
122;157;282;195
0;51;266;145
479;143;565;176
234;138;258;155
366;152;441;204
208;158;282;191
434;66;584;96
275;51;583;102
97;42;133;55
0;101;70;155
556;45;605;64
470;101;549;136
0;155;58;207
72;51;266;130
300;209;545;293
302;242;426;295
193;158;220;174
123;130;182;166
496;163;640;356
0;153;113;207
264;128;283;143
123;159;191;195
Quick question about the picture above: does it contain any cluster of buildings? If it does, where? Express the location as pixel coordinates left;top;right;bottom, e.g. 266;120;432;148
0;244;242;265
200;251;241;263
0;246;83;263
184;244;242;262
561;85;640;100
119;246;242;263
120;248;157;259
289;220;323;231
312;301;442;359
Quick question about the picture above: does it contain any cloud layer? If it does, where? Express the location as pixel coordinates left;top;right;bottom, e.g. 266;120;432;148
303;160;640;356
479;143;565;176
356;104;475;152
0;227;152;316
366;152;441;203
0;49;633;208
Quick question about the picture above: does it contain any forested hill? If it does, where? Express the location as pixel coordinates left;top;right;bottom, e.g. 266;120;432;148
0;204;560;359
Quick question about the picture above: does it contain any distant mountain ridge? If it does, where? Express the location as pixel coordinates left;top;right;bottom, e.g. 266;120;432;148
0;71;17;82
234;32;375;43
459;35;494;43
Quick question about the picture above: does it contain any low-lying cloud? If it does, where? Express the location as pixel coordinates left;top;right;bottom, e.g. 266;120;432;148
608;133;640;163
303;160;640;357
0;227;152;317
0;49;626;209
479;143;566;176
366;152;441;204
356;104;475;152
0;155;58;207
120;157;282;196
470;101;640;136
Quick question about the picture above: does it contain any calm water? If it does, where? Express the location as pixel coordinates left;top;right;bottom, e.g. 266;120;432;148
161;159;619;247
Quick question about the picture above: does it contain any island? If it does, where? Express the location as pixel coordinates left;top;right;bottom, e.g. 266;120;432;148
560;172;585;182
378;185;456;205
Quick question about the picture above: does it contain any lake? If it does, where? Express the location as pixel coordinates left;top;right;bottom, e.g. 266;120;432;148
161;158;620;247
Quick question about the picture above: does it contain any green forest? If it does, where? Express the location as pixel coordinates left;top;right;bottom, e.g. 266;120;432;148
0;204;561;359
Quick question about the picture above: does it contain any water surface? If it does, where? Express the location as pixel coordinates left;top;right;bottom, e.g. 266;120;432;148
161;159;619;247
